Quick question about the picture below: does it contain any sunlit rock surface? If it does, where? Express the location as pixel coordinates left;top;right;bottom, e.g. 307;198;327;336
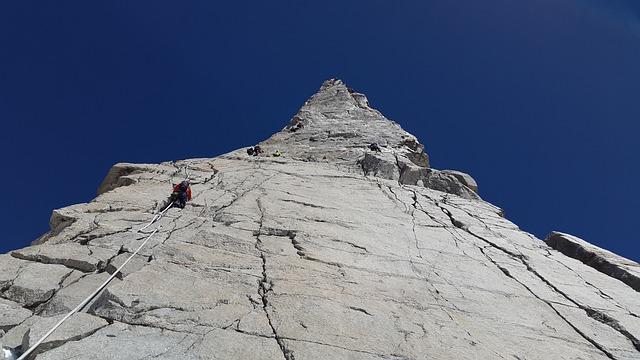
0;80;638;359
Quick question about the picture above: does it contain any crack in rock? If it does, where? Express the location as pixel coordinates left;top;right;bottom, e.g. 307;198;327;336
348;306;373;316
255;227;306;258
545;232;640;293
255;198;296;360
433;193;640;357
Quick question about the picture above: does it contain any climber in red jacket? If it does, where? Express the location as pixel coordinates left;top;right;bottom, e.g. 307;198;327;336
171;180;192;209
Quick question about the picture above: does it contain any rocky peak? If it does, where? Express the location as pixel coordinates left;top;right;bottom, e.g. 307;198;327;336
301;78;371;111
0;80;639;360
262;78;418;156
257;79;479;199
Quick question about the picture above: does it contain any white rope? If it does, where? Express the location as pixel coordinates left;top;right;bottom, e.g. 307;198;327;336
137;212;163;233
17;201;175;360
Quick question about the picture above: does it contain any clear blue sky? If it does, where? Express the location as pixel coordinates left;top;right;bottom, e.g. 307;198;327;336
1;1;638;261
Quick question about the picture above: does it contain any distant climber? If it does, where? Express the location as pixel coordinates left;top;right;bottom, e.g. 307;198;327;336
369;143;382;152
170;180;192;209
288;116;304;132
273;150;283;157
247;145;263;156
289;122;304;132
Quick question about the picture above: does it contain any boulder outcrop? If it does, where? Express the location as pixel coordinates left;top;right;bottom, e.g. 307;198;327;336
545;232;640;292
0;80;638;359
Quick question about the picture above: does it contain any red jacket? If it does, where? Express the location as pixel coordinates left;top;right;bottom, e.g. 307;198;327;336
173;184;192;200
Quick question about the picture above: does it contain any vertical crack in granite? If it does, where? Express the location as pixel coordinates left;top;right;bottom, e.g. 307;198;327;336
409;192;421;253
394;153;405;186
382;186;493;355
212;170;276;225
409;189;470;252
255;197;295;360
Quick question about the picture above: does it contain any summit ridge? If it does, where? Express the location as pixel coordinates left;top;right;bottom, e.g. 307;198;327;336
260;79;479;200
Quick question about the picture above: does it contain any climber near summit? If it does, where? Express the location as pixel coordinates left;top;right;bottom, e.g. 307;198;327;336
289;122;303;132
170;180;192;209
247;145;263;156
288;116;304;132
369;143;382;152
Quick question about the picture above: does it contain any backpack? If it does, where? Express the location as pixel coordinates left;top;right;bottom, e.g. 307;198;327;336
179;181;189;192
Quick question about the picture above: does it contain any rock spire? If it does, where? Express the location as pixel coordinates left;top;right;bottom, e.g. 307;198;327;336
0;80;638;360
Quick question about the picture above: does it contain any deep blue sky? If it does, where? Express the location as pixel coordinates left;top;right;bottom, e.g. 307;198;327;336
1;1;638;261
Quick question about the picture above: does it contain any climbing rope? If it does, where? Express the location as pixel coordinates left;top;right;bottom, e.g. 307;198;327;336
16;200;176;360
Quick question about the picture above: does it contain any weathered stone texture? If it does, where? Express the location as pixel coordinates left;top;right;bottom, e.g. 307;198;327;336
546;231;640;292
0;80;638;359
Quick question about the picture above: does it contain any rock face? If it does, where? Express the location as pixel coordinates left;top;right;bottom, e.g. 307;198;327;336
545;232;640;292
1;80;638;360
259;79;479;200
